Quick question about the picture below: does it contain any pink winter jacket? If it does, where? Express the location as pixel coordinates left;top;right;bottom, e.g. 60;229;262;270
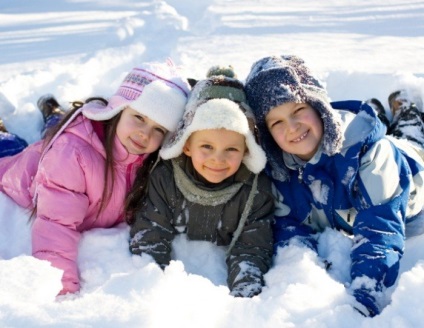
0;114;145;294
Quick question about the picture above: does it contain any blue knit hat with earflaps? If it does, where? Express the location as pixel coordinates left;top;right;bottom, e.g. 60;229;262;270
245;55;343;182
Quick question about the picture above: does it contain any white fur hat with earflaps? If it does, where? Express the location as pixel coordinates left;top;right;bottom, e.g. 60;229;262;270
160;67;267;174
81;59;190;132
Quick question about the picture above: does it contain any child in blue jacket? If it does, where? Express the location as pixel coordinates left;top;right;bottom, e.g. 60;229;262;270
0;94;65;158
0;118;28;157
244;55;424;317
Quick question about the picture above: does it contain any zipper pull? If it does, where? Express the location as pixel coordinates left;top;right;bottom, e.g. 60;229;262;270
298;167;303;183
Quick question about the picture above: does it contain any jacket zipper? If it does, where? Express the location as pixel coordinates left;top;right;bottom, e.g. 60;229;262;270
298;166;304;183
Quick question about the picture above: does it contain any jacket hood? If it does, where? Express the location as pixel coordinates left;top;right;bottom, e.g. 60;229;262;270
334;100;387;154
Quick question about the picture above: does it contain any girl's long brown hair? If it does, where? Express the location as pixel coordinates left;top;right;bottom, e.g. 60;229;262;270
124;149;158;225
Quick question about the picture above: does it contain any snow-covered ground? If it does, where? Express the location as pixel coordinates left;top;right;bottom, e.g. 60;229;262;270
1;0;424;326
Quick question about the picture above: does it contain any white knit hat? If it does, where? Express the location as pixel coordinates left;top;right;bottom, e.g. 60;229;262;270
81;60;190;132
160;75;267;173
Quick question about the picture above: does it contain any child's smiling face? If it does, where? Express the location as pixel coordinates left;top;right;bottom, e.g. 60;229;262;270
116;107;167;155
183;129;246;184
265;102;323;161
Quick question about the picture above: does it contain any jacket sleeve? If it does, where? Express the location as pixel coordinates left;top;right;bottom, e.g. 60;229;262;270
227;173;274;298
0;141;42;208
32;140;89;294
129;162;176;267
350;139;408;312
0;132;28;157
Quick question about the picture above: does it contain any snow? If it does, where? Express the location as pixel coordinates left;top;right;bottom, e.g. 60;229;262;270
1;0;424;326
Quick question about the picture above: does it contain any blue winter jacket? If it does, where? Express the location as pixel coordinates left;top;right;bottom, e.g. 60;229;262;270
272;100;424;292
0;131;28;158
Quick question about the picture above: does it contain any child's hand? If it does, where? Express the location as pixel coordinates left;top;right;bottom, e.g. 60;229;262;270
352;288;380;317
58;279;80;296
230;282;262;298
323;259;332;270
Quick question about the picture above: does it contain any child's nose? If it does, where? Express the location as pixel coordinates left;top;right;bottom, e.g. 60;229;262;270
287;118;299;132
138;125;152;140
213;151;226;162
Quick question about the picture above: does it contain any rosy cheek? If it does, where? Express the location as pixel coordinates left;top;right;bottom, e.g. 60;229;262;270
271;130;281;139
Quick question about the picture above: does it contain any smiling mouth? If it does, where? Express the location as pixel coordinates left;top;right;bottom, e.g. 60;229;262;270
205;166;227;173
291;130;308;143
130;138;146;149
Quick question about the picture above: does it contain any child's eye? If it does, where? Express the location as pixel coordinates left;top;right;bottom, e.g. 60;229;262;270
155;127;166;135
227;147;240;152
201;144;213;150
154;127;166;135
270;120;283;128
135;115;145;122
294;107;305;114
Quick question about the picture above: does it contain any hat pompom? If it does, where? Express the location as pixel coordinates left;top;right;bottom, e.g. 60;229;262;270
206;65;237;79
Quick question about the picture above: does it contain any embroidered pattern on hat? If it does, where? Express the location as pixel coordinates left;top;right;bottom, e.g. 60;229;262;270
136;68;189;97
124;73;152;86
115;73;152;100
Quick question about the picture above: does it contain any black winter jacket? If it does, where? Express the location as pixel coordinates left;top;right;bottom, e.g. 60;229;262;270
129;155;274;297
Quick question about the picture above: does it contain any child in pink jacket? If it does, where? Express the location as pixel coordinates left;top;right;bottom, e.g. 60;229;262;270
0;60;190;295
